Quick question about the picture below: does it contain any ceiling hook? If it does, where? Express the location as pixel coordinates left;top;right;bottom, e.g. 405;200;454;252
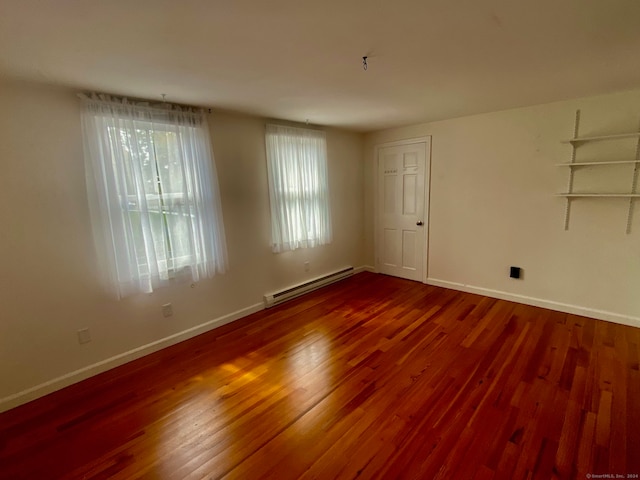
362;56;368;71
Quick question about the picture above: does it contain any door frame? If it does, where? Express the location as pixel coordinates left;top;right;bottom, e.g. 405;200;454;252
373;137;432;284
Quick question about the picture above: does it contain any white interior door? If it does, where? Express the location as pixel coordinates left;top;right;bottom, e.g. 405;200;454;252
376;141;429;282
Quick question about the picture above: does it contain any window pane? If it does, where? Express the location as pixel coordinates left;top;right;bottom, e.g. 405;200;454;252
165;210;194;269
154;129;187;195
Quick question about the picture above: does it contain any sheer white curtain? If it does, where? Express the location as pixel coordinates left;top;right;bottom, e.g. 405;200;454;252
265;124;332;253
80;94;228;297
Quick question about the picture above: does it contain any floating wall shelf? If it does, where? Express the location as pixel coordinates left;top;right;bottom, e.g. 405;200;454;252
557;193;640;198
556;160;640;167
559;110;640;234
562;132;640;145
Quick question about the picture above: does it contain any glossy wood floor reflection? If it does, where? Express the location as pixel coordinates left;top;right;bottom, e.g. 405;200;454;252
1;273;639;480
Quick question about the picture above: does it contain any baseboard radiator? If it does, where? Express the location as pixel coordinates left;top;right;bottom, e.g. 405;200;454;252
264;266;354;308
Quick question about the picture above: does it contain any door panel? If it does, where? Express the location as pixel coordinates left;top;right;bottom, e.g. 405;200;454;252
403;174;417;214
383;228;400;267
384;176;396;214
402;230;417;269
377;142;428;282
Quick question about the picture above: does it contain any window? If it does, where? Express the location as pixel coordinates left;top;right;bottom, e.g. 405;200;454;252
80;94;227;297
265;124;332;252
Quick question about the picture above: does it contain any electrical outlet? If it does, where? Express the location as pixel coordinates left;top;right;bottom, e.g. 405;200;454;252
510;266;522;279
162;303;173;317
77;328;91;345
304;261;310;272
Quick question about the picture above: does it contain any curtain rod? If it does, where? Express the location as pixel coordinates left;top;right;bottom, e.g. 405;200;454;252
76;92;212;114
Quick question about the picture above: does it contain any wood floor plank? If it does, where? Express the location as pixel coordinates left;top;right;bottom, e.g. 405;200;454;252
0;272;638;479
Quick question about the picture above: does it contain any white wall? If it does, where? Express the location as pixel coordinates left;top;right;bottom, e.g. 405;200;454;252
365;89;640;326
0;79;365;411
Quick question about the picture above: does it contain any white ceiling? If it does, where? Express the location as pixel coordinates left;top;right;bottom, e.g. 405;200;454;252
1;0;640;131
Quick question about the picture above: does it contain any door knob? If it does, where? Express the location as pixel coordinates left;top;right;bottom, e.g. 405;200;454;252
416;221;424;226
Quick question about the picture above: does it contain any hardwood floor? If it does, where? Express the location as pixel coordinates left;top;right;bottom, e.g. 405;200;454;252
1;272;639;479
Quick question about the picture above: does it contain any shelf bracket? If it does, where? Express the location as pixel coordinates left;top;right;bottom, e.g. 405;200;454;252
626;120;640;234
563;109;580;230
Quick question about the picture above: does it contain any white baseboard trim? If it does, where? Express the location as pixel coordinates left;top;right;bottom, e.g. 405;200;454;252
426;278;640;329
0;302;264;413
354;265;376;274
